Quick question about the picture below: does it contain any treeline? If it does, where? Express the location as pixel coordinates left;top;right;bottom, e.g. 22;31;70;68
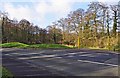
0;1;120;49
0;18;62;44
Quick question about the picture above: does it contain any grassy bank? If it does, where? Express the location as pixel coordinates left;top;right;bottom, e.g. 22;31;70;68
0;42;29;48
0;42;119;51
0;42;71;49
0;66;13;78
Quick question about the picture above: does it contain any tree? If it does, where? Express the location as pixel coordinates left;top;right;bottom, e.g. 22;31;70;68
88;2;104;47
0;11;9;43
67;8;85;48
47;22;62;44
110;5;118;37
0;1;119;51
57;18;67;43
99;3;108;36
19;19;30;43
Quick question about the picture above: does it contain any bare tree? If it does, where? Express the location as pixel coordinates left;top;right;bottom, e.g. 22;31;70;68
110;4;118;37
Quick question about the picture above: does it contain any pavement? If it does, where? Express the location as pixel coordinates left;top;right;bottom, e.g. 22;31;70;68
1;48;120;77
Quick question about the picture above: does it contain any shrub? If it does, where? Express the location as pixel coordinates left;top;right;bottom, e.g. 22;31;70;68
114;44;120;51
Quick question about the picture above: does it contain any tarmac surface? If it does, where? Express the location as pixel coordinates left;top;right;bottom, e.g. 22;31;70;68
1;48;120;77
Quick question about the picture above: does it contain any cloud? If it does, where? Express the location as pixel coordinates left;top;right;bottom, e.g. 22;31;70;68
0;0;96;2
35;0;73;22
2;3;35;21
1;0;118;28
1;0;74;28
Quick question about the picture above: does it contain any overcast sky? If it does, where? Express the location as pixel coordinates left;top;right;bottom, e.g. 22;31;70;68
0;0;119;28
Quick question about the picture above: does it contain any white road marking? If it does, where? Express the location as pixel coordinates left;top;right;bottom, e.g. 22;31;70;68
4;54;13;56
79;54;93;56
9;53;20;55
78;60;118;67
53;50;63;51
3;49;119;68
0;49;2;51
12;53;40;55
63;54;69;56
104;54;110;55
67;53;78;55
18;55;56;60
78;52;88;54
4;54;11;55
78;54;100;57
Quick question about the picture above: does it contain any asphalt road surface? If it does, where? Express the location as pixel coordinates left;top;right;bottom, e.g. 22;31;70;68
1;48;120;77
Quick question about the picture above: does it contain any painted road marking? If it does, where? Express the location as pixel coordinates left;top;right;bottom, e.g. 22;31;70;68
78;59;118;67
3;50;119;67
9;53;20;55
68;53;78;55
53;50;64;52
78;53;102;57
0;49;2;51
18;55;57;60
10;52;40;55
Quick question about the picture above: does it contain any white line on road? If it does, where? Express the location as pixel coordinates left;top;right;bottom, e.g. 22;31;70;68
67;53;78;55
78;59;118;67
10;52;40;55
0;49;2;51
18;55;56;60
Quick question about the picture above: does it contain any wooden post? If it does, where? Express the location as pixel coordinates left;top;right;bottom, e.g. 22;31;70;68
108;36;110;50
78;31;80;49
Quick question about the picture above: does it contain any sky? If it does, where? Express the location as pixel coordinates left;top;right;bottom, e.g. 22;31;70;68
0;0;119;28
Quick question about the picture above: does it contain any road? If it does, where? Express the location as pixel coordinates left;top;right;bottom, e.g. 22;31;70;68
1;48;120;77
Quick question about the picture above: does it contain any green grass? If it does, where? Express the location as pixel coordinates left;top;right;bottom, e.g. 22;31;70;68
0;66;13;78
0;42;29;48
0;42;119;51
0;42;71;49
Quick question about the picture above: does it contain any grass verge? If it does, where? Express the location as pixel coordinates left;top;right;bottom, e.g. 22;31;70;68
1;42;119;51
0;66;13;78
0;42;71;49
0;42;29;48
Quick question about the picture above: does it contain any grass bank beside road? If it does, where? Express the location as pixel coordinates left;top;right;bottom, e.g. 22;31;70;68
0;42;119;52
0;66;13;78
0;42;72;49
0;42;29;48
